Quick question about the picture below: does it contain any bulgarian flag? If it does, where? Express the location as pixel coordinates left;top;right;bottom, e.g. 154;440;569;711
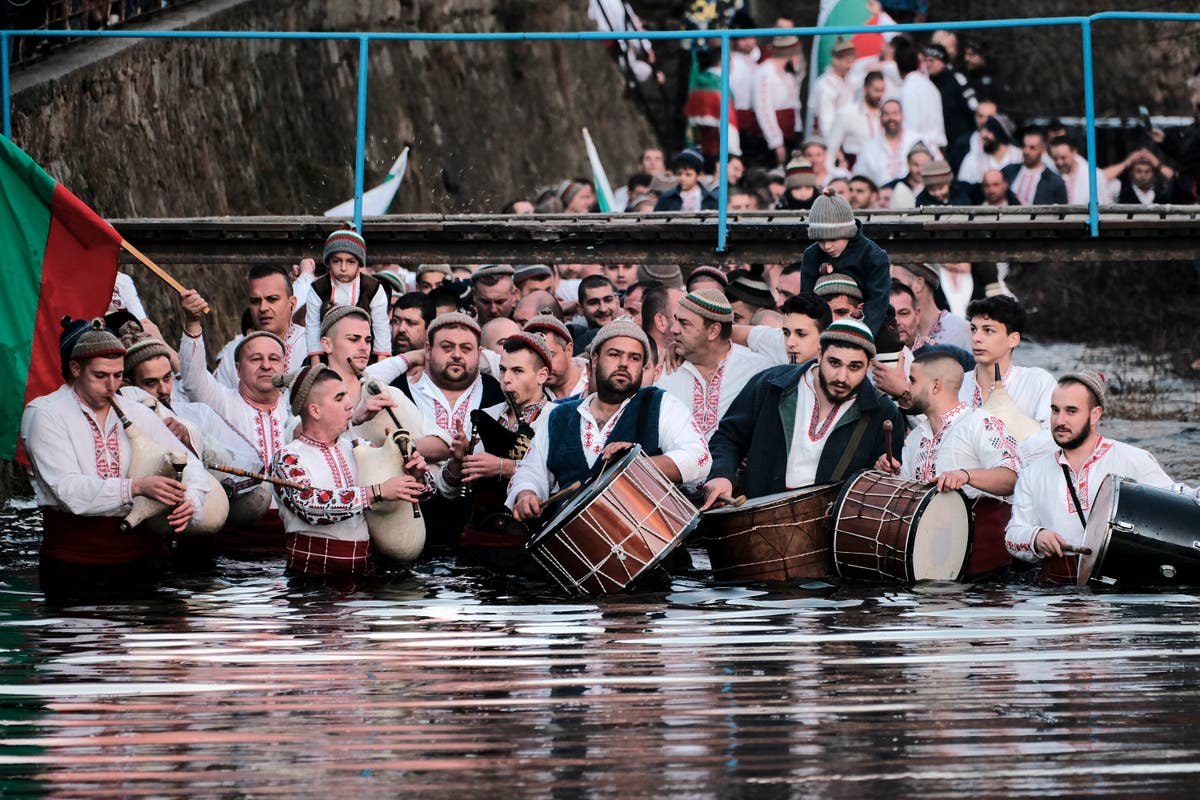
0;135;120;460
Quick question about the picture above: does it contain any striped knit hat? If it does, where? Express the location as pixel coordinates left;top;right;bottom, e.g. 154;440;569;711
320;304;371;338
785;157;817;190
427;311;482;343
524;313;573;345
61;317;124;377
503;331;554;368
588;316;651;359
819;318;876;358
274;364;339;418
514;264;553;285
726;265;775;309
807;188;857;240
123;334;174;375
687;266;729;289
678;289;734;324
814;272;863;301
324;224;367;266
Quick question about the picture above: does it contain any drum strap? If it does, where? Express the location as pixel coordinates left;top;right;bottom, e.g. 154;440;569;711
1060;464;1088;528
830;412;872;482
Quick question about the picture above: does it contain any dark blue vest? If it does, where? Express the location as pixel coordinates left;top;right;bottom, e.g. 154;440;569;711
546;387;664;489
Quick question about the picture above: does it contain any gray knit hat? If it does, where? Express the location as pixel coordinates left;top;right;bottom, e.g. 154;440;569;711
123;334;174;375
807;188;857;240
725;266;775;309
819;318;876;359
1060;371;1107;409
686;266;729;289
233;330;286;364
814;273;863;301
417;263;452;278
638;264;685;290
427;311;482;343
524;313;573;345
320;304;371;338
324;224;366;266
678;289;734;324
273;364;339;418
588;316;652;359
472;264;516;282
513;264;553;285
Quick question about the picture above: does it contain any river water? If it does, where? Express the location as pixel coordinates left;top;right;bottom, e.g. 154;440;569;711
3;340;1200;798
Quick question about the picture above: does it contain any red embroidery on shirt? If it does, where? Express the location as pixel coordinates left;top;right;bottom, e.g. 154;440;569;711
1055;437;1112;514
296;434;355;487
915;310;952;350
971;365;1012;409
805;371;848;442
431;383;477;435
84;414;121;478
982;415;1021;470
582;410;623;456
913;402;969;481
690;361;726;437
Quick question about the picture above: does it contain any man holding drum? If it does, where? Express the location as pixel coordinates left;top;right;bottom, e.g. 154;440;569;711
508;318;710;522
1006;373;1174;580
702;318;903;508
270;366;428;577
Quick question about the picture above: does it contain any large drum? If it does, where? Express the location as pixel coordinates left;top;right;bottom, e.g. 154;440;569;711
527;446;700;595
1075;474;1200;587
700;484;842;582
831;470;972;583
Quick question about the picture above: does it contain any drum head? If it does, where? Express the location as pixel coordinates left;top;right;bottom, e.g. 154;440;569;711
703;484;841;517
1077;473;1119;586
527;445;643;549
910;490;971;581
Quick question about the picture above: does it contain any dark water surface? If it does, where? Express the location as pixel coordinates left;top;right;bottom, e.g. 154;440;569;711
3;498;1200;798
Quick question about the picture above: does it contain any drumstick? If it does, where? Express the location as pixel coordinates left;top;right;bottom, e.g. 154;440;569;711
1061;544;1093;556
205;462;306;491
717;494;747;508
883;419;894;464
543;481;582;509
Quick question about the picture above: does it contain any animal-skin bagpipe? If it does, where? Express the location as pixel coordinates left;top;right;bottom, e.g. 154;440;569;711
466;409;535;541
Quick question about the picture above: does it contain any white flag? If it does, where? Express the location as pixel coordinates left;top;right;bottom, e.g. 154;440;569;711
324;147;409;218
582;128;616;213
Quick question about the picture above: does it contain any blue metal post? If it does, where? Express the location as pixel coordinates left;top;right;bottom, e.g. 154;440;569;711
717;35;730;253
353;36;369;230
2;35;10;139
1081;19;1099;237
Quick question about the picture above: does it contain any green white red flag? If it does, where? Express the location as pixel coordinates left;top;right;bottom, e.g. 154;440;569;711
0;134;120;460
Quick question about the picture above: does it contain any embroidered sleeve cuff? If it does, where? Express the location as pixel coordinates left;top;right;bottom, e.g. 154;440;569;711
120;478;133;507
359;486;372;509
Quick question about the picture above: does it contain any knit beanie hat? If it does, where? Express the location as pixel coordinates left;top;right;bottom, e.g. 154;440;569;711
983;115;1013;146
674;147;705;173
123;334;174;376
233;330;287;364
417;263;452;278
320;304;371;338
807;188;857;240
677;289;735;324
324;223;367;266
274;364;338;418
819;318;876;358
638;263;685;290
513;264;553;285
831;37;856;58
472;264;517;281
1060;371;1107;409
802;133;828;150
524;313;573;345
725;265;775;309
427;311;482;344
896;262;941;290
503;331;554;368
61;317;124;378
686;265;729;289
814;272;863;301
921;159;953;188
588;316;651;359
785;157;818;190
907;141;932;161
375;270;407;295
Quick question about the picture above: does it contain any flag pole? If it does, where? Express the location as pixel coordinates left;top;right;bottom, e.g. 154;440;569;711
120;238;209;314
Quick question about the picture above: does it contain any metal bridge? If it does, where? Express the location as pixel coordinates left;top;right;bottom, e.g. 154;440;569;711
113;206;1200;268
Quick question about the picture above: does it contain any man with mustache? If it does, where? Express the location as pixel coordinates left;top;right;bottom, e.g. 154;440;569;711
1005;373;1177;583
509;318;709;522
702;318;903;508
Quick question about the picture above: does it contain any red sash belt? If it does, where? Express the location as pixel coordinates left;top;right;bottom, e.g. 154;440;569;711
40;508;165;566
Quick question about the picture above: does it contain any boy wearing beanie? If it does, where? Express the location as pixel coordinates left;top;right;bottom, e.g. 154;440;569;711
799;188;891;337
304;224;392;366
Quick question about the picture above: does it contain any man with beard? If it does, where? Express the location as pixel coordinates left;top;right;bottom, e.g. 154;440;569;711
702;319;902;507
1002;129;1067;206
214;265;309;387
958;114;1021;186
523;314;589;400
377;312;505;547
389;292;434;370
1005;373;1175;582
509;319;709;521
656;290;771;441
877;351;1020;575
827;71;886;173
856;99;925;188
271;366;428;577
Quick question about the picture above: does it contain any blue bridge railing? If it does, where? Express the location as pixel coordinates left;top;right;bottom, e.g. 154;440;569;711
2;11;1198;251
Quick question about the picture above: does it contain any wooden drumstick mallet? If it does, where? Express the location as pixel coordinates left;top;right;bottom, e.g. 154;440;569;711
883;419;895;471
717;494;748;508
541;481;582;510
1061;544;1094;556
